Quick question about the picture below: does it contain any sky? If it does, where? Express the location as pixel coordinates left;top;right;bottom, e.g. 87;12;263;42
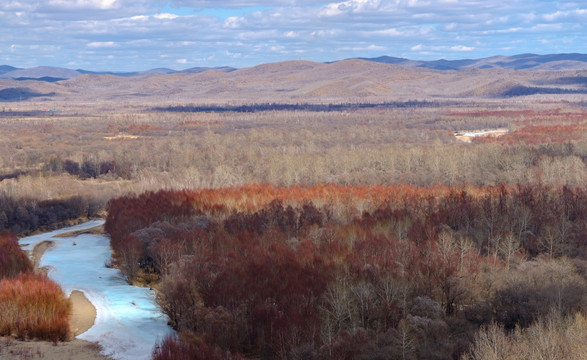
1;0;586;71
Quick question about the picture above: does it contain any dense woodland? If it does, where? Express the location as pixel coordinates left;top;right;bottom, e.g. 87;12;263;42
105;184;587;360
0;99;586;359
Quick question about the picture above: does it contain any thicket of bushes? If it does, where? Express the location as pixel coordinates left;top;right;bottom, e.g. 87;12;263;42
106;184;587;359
0;230;71;341
44;157;134;180
0;194;102;236
0;229;32;278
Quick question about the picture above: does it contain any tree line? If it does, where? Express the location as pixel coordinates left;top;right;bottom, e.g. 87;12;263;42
153;100;446;113
0;195;102;236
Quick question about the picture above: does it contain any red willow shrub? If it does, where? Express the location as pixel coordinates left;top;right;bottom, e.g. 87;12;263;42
0;230;33;278
108;184;587;358
0;272;71;341
0;230;71;341
106;184;587;272
152;334;242;360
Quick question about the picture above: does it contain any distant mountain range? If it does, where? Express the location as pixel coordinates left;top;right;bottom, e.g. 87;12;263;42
1;54;587;104
355;53;587;71
0;65;237;82
1;54;586;82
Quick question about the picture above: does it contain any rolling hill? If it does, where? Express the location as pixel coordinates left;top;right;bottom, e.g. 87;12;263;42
0;65;21;75
357;53;587;71
2;53;587;82
0;65;236;81
0;55;586;106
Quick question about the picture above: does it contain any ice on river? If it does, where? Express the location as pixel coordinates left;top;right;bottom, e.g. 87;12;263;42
19;220;173;360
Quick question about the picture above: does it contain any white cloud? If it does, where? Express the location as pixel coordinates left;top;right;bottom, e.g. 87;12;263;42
1;1;36;11
412;44;474;52
444;22;457;30
176;58;187;64
225;50;242;58
319;0;382;17
223;16;240;28
530;23;563;32
480;27;522;35
451;45;474;51
319;3;343;17
154;13;179;20
367;44;385;50
373;28;404;37
48;0;120;10
407;0;430;7
543;11;565;21
168;0;319;7
310;29;341;38
0;0;585;70
270;45;285;52
87;41;117;47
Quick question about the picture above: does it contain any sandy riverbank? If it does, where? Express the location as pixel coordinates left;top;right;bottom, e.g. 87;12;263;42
32;240;54;272
70;290;97;336
0;337;112;360
32;240;98;336
31;236;99;337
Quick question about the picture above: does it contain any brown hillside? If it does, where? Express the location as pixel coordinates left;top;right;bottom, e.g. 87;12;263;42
2;60;586;108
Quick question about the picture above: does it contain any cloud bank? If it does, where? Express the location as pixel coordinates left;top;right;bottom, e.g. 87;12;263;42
1;0;585;70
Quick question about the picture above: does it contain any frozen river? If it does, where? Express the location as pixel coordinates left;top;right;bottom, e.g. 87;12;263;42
19;220;173;360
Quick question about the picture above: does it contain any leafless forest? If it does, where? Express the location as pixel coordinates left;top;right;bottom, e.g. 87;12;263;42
1;60;587;359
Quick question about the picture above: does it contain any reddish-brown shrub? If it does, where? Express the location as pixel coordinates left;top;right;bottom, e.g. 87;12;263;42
108;183;587;359
0;230;33;278
0;273;71;341
153;334;240;360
